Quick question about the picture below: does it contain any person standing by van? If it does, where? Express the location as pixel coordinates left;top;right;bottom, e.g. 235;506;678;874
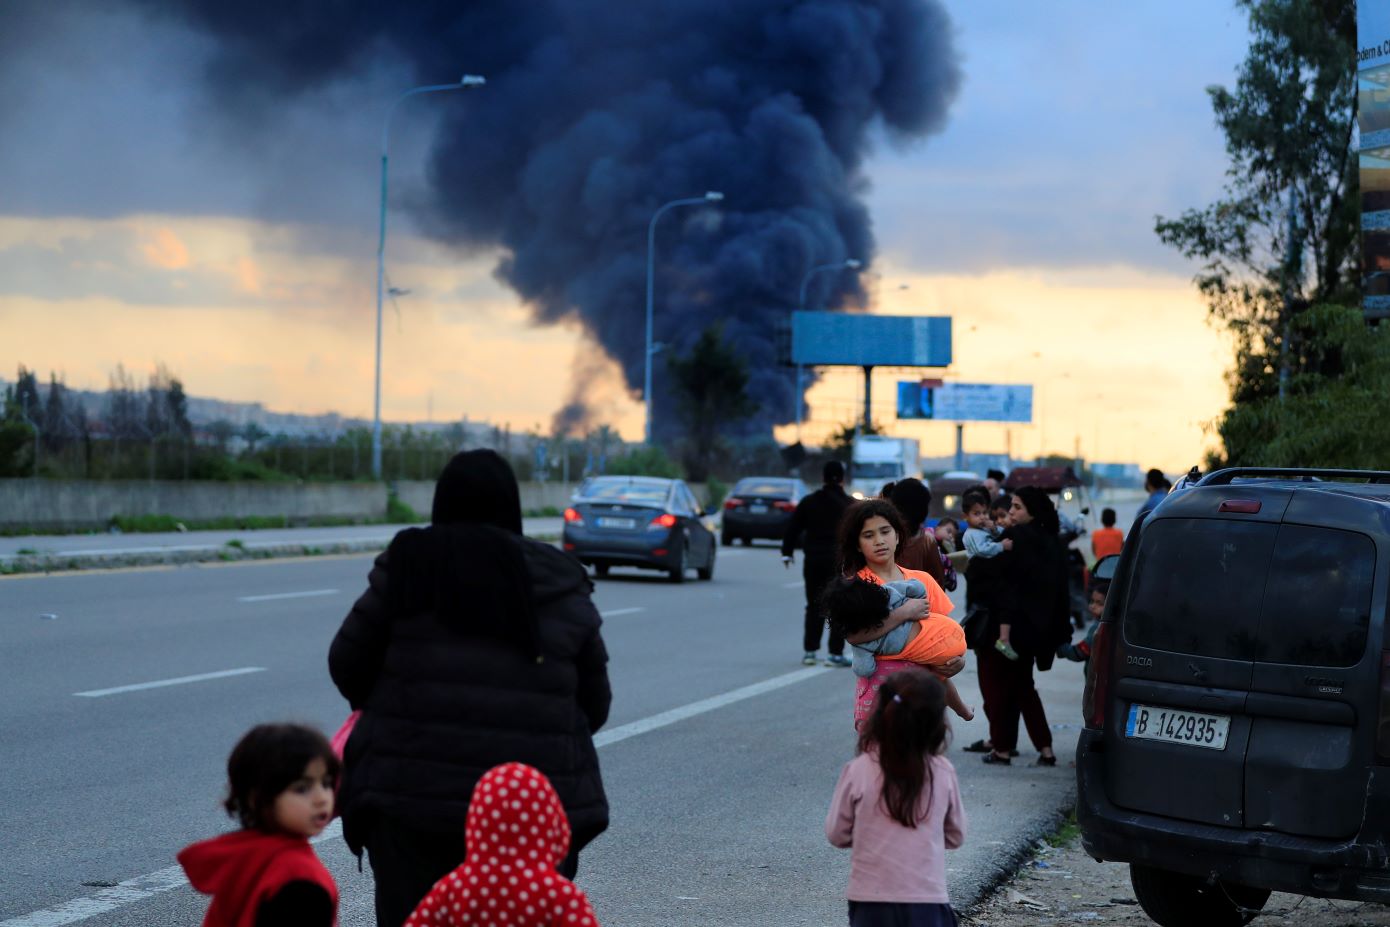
1134;469;1170;524
783;460;854;666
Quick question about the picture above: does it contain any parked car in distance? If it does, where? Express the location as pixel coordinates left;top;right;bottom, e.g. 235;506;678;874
563;476;715;582
1077;467;1390;926
721;476;808;546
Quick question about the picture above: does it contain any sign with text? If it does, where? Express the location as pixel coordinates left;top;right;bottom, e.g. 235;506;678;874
792;313;952;367
897;381;1033;423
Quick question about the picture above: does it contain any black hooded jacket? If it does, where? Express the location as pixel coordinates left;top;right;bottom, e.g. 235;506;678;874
328;450;611;855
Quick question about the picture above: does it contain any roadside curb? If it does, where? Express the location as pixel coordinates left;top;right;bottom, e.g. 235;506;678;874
0;533;563;576
957;787;1077;915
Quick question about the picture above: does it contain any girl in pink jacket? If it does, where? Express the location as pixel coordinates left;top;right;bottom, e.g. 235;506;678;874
826;669;966;926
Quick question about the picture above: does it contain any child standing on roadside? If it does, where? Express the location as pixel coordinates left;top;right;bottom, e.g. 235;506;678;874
404;762;600;927
178;723;339;927
826;669;966;927
1091;508;1124;561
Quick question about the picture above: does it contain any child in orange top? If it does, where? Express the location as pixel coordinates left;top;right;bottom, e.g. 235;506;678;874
1091;507;1124;560
404;762;600;927
824;576;974;721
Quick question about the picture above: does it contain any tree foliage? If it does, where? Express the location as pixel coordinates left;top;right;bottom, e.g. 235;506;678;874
666;324;757;481
1210;305;1390;467
1156;0;1358;404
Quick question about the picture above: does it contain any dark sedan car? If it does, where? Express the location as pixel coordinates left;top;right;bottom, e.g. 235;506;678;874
562;476;716;582
720;476;808;546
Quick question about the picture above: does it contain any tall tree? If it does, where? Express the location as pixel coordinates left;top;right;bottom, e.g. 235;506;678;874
1155;0;1357;404
42;372;72;451
666;324;756;481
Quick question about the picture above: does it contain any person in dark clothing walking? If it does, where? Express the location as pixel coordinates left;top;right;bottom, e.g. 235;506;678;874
782;460;854;667
328;449;611;927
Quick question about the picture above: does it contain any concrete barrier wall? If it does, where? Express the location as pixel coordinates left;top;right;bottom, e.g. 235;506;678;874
0;479;717;530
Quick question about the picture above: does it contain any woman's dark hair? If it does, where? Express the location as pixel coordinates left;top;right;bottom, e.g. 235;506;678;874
224;723;339;831
820;576;891;637
1013;486;1060;536
432;449;523;533
888;478;932;534
837;499;906;575
857;669;949;828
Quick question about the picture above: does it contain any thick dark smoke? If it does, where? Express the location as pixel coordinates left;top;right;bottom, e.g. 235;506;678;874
128;0;961;441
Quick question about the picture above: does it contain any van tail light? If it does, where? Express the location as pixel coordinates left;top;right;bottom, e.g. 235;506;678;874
724;497;744;510
1219;499;1261;514
1376;652;1390;765
1082;621;1115;730
773;500;796;512
563;507;584;525
651;513;678;529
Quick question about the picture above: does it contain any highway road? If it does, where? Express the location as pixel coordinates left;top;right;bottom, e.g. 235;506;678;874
0;540;1084;926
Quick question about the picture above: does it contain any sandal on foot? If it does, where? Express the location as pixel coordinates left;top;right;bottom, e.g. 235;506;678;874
1036;755;1057;767
982;752;1012;765
963;739;993;753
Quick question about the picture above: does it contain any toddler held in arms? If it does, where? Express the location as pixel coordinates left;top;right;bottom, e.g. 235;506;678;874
823;577;974;721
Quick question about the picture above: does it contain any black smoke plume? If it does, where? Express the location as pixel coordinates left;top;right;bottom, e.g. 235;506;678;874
129;0;961;441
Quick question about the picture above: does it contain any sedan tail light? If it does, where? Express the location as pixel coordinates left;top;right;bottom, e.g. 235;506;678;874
724;497;744;510
563;507;584;525
651;513;678;528
773;500;796;513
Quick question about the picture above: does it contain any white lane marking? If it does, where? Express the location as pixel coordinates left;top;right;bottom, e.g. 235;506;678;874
21;666;827;925
237;588;339;603
593;666;828;748
599;607;645;618
73;667;267;698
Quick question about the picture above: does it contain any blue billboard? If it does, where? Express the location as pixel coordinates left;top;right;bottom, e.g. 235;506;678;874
791;313;952;367
897;382;1033;423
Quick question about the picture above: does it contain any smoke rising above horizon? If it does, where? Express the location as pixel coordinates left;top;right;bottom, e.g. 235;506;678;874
109;0;962;440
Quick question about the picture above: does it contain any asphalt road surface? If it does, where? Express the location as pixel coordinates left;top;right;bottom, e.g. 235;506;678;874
1;541;1084;926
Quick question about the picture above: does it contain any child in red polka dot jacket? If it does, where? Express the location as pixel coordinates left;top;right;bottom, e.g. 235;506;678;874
404;762;601;927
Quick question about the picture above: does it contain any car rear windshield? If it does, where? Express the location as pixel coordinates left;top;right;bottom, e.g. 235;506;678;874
1123;518;1375;666
733;479;793;497
580;481;669;506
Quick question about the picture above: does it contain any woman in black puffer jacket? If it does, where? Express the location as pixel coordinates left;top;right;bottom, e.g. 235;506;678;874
329;449;610;927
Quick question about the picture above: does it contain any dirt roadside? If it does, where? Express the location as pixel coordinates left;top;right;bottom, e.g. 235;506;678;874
961;821;1390;926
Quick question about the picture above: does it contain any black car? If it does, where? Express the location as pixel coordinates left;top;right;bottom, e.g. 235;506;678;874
563;476;716;582
720;476;808;546
1077;468;1390;926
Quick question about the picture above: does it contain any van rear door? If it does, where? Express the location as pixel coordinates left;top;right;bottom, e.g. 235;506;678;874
1107;507;1285;828
1241;492;1380;840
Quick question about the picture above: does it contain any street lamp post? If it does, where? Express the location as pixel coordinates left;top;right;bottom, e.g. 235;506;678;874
794;259;862;440
372;74;486;481
644;192;724;445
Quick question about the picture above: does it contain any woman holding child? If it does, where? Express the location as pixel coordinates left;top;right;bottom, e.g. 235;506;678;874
829;499;968;730
971;486;1071;766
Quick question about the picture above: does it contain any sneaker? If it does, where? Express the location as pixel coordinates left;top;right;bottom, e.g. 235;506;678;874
802;652;819;666
826;654;852;668
994;639;1020;661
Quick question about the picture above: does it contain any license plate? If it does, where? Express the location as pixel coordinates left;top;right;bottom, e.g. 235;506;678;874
1125;703;1230;750
596;517;636;529
749;504;769;514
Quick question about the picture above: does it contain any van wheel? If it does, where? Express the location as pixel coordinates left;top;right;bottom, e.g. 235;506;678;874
697;549;715;581
594;563;609;577
1130;864;1269;927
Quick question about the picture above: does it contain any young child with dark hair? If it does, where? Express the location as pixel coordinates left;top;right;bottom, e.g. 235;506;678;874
1091;508;1124;560
404;762;600;927
823;576;974;721
1058;579;1110;663
961;488;1018;661
826;670;966;927
178;723;339;927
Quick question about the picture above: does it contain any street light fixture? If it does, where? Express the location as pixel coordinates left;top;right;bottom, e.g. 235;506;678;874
643;191;724;445
794;258;862;440
371;74;486;481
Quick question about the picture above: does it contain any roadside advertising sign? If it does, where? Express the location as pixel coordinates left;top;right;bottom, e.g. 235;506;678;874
791;313;952;367
896;381;1033;423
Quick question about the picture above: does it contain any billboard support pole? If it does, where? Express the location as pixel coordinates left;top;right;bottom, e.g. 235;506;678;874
862;365;873;434
954;424;964;471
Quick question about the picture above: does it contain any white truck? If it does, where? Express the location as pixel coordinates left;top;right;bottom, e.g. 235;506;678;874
848;435;921;499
